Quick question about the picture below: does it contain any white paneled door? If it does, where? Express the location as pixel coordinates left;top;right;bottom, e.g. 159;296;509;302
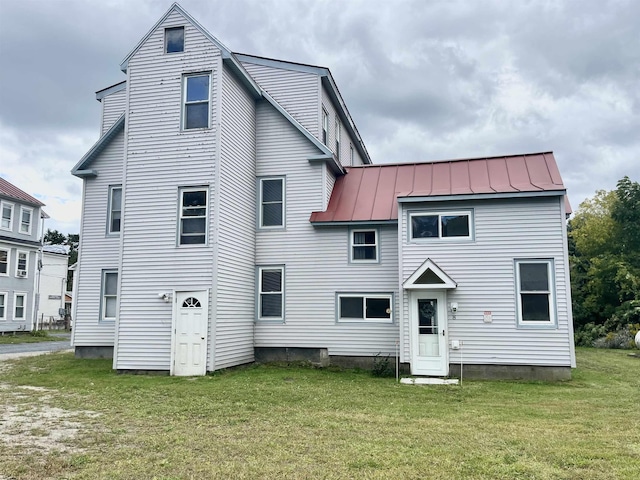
172;291;208;376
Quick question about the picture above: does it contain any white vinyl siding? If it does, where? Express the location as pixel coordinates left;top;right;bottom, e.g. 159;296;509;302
255;100;399;357
321;87;364;167
213;64;256;370
240;61;319;137
72;129;123;348
101;88;126;135
114;9;220;371
399;196;572;367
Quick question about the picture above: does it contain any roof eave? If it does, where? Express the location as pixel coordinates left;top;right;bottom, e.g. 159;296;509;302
397;190;567;204
222;52;261;99
71;113;125;176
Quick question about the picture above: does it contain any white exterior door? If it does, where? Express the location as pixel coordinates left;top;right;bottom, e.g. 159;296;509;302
172;291;208;376
410;290;449;376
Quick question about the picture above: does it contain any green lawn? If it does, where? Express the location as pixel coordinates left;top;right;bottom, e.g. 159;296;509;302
0;332;66;344
0;348;638;479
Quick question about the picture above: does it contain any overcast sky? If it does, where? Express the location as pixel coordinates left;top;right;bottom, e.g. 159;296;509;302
1;0;638;234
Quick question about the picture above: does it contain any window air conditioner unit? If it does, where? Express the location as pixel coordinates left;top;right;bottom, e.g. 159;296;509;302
17;270;27;278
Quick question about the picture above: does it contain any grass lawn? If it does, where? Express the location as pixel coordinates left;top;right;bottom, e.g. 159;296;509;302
0;348;638;479
0;332;67;345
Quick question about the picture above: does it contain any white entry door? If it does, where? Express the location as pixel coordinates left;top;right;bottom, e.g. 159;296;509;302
410;291;448;376
172;291;208;376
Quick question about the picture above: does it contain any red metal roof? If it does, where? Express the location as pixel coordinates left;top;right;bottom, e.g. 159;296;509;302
310;152;566;223
0;177;45;206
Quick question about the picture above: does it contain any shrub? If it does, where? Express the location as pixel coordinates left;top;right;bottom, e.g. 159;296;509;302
29;330;49;338
371;353;395;378
593;325;635;349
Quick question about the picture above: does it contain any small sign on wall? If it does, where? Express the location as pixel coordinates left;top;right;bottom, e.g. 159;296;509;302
483;311;492;323
48;295;62;300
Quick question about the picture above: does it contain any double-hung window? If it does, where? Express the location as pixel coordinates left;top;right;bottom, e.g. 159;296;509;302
108;186;122;234
19;206;32;235
0;248;8;276
515;259;555;327
259;177;285;228
322;109;328;144
350;229;378;262
337;293;393;323
0;292;6;320
165;26;184;53
14;293;26;320
410;211;472;240
101;270;118;321
16;251;27;278
183;73;210;130
258;266;284;321
1;201;13;231
179;188;208;245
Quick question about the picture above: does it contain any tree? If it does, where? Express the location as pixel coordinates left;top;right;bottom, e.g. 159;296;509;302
569;176;640;346
44;229;67;245
42;229;79;291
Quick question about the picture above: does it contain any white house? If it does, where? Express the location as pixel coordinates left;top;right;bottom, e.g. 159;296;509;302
35;244;70;328
0;177;46;332
71;3;575;379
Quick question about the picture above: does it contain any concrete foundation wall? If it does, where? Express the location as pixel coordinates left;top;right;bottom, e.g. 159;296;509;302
255;347;330;367
449;363;572;381
74;346;114;359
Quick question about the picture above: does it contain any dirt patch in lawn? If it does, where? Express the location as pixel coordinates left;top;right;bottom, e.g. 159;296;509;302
0;383;100;454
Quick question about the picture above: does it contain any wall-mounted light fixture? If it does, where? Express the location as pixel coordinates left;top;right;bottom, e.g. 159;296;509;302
157;292;172;303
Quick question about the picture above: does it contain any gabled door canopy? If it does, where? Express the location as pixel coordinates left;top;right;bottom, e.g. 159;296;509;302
403;258;457;290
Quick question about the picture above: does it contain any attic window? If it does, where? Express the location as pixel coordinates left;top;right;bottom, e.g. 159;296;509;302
165;27;184;53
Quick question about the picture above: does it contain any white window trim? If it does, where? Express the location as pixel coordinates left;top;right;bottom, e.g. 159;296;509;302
0;292;7;320
100;270;118;322
336;293;393;323
165;26;185;54
182;72;211;130
515;259;556;328
0;201;14;231
257;266;284;322
107;185;122;235
349;228;379;263
19;206;33;235
258;177;285;230
409;210;473;241
15;250;28;278
14;292;26;320
0;248;9;277
178;186;209;246
322;108;329;145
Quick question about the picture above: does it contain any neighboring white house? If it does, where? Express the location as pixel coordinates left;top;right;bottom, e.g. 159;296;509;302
35;244;70;328
0;177;46;333
71;3;575;379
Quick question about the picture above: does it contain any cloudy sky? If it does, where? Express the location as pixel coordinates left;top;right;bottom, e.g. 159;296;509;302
1;0;638;234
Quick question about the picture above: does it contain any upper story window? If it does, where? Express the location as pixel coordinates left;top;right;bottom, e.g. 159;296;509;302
179;187;208;245
335;117;341;160
108;186;122;234
322;109;328;144
410;211;472;241
259;177;285;229
16;251;28;278
183;73;210;130
0;248;8;276
165;26;184;53
350;229;378;263
515;259;556;327
1;201;13;231
19;206;32;235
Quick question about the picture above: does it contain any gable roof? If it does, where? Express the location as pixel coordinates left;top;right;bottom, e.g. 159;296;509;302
71;113;125;177
0;177;45;206
403;258;457;290
236;53;371;165
310;152;567;223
